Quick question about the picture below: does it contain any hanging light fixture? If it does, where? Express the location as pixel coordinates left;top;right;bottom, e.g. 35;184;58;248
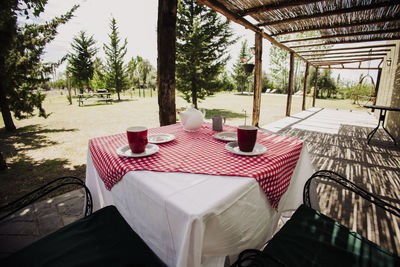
387;57;392;66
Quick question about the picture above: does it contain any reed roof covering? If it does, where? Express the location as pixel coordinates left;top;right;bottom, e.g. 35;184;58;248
198;0;400;69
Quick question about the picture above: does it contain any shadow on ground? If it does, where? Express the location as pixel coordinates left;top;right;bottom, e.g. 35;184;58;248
278;121;400;255
0;125;77;155
0;125;85;207
204;108;247;120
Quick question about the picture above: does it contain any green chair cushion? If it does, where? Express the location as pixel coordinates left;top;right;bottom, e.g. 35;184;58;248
3;205;164;267
258;204;400;267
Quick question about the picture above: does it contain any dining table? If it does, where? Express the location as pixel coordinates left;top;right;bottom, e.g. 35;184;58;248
85;122;314;267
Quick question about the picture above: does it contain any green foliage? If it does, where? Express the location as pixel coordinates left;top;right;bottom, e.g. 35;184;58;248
309;68;337;98
67;31;97;92
262;71;274;92
89;57;106;90
231;40;253;93
220;71;235;91
176;0;236;108
0;1;78;131
127;55;142;88
269;36;289;93
103;17;129;101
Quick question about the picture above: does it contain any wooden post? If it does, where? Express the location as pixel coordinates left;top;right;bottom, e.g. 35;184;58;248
286;52;295;116
157;0;177;126
313;67;319;107
302;62;309;111
252;32;262;126
373;68;382;106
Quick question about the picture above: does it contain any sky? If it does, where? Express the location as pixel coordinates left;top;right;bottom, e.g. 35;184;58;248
33;0;384;84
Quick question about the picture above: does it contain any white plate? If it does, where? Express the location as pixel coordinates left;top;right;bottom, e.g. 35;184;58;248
116;144;159;158
148;133;175;144
225;142;267;156
213;132;237;142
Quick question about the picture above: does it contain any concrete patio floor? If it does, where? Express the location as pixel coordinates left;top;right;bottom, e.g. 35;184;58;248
1;107;399;258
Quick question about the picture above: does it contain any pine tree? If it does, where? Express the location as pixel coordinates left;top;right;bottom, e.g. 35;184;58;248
176;0;236;108
0;1;78;131
104;17;128;101
67;31;97;93
231;40;253;94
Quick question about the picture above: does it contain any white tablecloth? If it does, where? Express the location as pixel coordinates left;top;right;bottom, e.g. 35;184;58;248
86;147;313;267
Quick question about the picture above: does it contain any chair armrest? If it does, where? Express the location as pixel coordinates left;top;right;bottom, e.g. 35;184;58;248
303;170;400;218
0;176;92;221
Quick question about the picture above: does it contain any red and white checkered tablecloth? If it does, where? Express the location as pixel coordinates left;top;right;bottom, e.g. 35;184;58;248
89;123;303;209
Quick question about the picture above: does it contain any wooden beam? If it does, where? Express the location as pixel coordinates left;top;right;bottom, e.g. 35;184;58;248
378;59;384;68
272;16;400;36
304;53;388;60
320;67;381;70
301;49;391;57
157;0;177;126
309;57;384;63
302;62;309;111
252;32;262;127
313;67;318;107
296;44;396;53
281;29;400;43
197;0;311;64
289;37;400;48
241;0;322;16
286;52;295;116
258;1;397;27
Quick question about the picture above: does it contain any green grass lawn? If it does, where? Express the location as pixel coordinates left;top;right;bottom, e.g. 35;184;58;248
0;89;366;206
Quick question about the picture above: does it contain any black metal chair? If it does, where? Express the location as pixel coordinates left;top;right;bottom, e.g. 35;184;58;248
1;177;165;267
232;170;400;267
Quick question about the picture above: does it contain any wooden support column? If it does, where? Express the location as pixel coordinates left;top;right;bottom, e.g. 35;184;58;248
252;32;262;126
286;52;295;116
157;0;177;126
373;68;382;106
312;67;319;107
302;62;309;111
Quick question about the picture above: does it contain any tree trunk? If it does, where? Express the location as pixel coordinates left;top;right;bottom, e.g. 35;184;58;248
0;84;16;132
157;0;177;126
67;72;72;105
0;152;7;170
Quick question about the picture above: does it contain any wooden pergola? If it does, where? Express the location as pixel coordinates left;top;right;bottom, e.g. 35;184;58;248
157;0;400;126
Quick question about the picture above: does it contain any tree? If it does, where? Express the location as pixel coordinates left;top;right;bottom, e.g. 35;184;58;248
89;57;106;90
0;1;78;131
104;17;128;101
308;68;337;98
231;40;253;94
138;59;153;88
67;31;97;93
127;56;142;88
176;0;235;108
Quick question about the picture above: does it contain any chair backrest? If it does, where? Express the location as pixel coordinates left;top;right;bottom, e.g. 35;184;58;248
0;176;92;221
303;170;400;217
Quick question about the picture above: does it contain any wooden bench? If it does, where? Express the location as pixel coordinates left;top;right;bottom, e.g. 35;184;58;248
78;91;112;106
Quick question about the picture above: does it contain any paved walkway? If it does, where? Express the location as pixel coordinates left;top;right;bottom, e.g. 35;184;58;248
1;107;399;258
0;189;84;258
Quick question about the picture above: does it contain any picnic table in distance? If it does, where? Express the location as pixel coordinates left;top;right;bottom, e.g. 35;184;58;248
78;89;112;106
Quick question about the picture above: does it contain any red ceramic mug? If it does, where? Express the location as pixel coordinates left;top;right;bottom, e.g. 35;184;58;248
237;125;258;152
127;126;148;154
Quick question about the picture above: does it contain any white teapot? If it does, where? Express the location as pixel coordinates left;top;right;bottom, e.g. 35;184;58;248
178;104;205;132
